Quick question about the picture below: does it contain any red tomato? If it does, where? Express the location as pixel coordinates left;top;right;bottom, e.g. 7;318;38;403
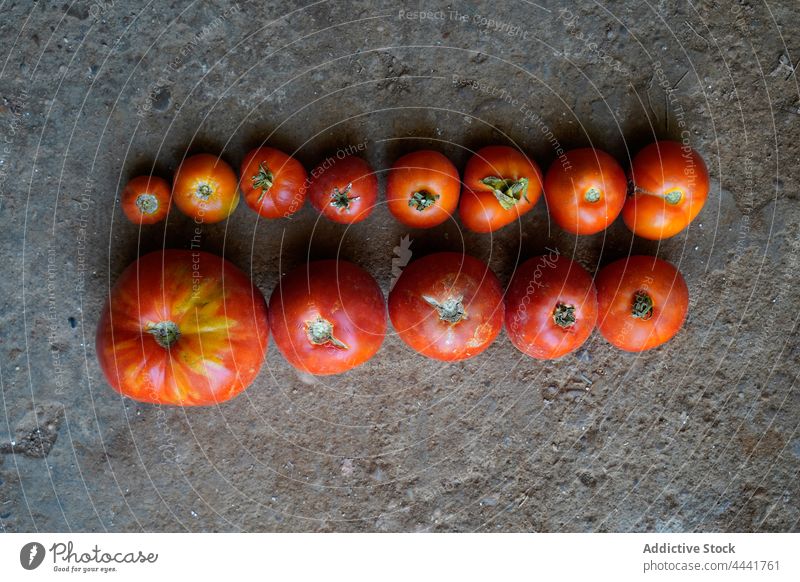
505;253;598;359
96;250;269;406
269;260;386;375
543;148;627;235
308;155;377;224
240;146;308;219
173;154;240;223
623;141;709;239
121;175;171;225
595;255;689;351
459;145;543;233
386;150;460;228
388;253;504;361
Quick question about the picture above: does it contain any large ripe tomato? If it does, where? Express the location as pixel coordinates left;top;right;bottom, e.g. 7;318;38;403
121;175;171;225
173;154;240;224
388;252;503;361
269;260;386;375
240;146;308;219
386;150;460;228
96;250;269;406
308;155;377;224
595;255;689;351
505;253;597;359
543;148;627;235
623;141;709;239
459;145;543;233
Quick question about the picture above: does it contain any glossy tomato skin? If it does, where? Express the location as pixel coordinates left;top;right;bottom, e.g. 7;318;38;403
173;154;240;223
595;255;689;351
240;147;308;219
459;145;543;233
624;141;709;240
96;250;269;406
505;254;598;360
269;260;386;375
544;148;627;235
387;150;460;228
121;175;171;225
309;155;377;224
388;253;504;361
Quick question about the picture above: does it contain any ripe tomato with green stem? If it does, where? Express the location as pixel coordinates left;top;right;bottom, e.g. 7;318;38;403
595;255;689;351
95;250;269;406
388;252;504;361
623;141;709;239
269;260;386;375
240;146;308;219
543;148;627;235
308;155;377;224
459;145;543;233
386;150;460;228
505;253;598;360
121;175;171;225
172;153;239;223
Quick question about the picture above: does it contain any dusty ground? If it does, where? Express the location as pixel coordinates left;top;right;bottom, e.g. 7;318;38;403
0;0;798;532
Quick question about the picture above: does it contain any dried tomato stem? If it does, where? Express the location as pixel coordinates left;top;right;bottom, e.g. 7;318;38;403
632;185;683;205
146;321;181;349
306;316;348;349
423;295;467;324
481;176;529;210
553;303;576;328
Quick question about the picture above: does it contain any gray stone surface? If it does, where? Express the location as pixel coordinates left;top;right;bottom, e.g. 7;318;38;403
0;0;798;532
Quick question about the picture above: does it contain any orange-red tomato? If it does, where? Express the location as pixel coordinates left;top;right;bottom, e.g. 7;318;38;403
459;145;543;233
623;141;709;239
240;146;308;219
309;155;377;224
388;252;504;361
121;175;171;225
173;154;240;223
387;150;460;228
595;255;689;351
505;254;597;359
269;260;386;375
543;148;627;235
96;250;269;406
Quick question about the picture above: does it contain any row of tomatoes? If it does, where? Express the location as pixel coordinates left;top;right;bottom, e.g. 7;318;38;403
96;249;688;406
122;141;709;240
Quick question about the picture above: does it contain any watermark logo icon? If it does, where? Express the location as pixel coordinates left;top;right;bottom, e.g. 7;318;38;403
20;542;46;570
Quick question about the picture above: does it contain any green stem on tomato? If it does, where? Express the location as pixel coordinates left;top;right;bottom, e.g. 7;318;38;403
631;291;654;320
423;295;467;324
408;190;439;212
136;193;159;215
481;176;529;210
330;183;359;210
146;321;181;349
553;303;576;328
306;316;348;349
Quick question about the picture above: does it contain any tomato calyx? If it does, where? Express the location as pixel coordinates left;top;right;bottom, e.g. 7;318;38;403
584;187;601;203
553;303;576;328
196;183;214;200
252;163;274;203
631;183;684;206
306;315;349;349
408;190;440;212
330;183;359;210
423;295;467;324
632;291;654;320
145;321;181;349
481;176;529;210
135;193;159;215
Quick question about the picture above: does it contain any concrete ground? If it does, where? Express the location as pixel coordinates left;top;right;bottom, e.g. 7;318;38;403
0;0;798;532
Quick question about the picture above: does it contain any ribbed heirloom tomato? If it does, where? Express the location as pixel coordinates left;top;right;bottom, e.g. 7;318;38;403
173;153;240;223
505;253;598;359
387;150;460;228
309;155;377;224
121;175;171;225
96;250;269;406
544;148;627;235
459;145;543;233
624;141;709;239
388;252;504;361
595;255;689;351
269;260;386;375
240;146;308;219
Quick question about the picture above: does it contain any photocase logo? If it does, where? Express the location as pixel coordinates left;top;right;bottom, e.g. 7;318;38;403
20;542;46;570
390;234;413;290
